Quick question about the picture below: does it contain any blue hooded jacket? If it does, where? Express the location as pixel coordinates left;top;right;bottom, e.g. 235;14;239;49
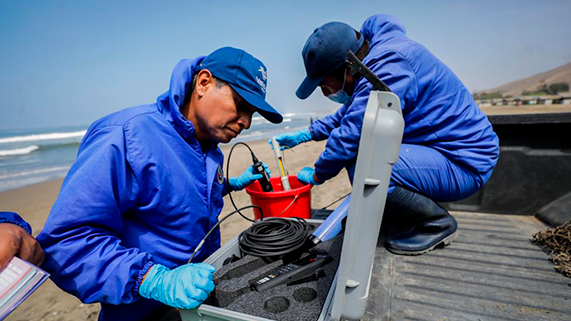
0;212;32;234
309;14;499;182
37;57;228;320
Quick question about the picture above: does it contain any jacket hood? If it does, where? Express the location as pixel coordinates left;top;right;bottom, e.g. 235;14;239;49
360;14;407;48
156;57;205;141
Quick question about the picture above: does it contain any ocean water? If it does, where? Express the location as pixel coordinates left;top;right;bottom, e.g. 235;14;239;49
0;126;87;193
230;112;323;144
0;111;330;193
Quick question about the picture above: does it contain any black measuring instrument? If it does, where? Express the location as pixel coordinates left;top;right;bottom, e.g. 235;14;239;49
251;254;333;292
251;154;273;192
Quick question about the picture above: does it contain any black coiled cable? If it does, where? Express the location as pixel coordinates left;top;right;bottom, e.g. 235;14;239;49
238;217;309;258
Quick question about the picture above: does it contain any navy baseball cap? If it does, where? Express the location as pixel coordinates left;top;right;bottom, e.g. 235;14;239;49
296;22;364;100
198;47;283;124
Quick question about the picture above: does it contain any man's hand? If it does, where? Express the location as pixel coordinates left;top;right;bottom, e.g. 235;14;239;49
269;128;312;150
0;223;44;269
229;163;270;191
139;263;216;309
297;167;323;186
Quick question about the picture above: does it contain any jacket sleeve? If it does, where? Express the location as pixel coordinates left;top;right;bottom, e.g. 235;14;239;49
0;212;32;235
314;51;418;181
37;125;153;305
308;104;349;141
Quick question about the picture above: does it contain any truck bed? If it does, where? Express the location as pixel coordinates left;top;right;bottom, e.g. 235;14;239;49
365;212;571;321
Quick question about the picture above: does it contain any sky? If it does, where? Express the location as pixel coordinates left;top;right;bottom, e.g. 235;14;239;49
1;0;570;130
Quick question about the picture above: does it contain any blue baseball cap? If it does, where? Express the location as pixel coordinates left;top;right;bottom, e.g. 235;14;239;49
197;47;283;124
296;22;364;100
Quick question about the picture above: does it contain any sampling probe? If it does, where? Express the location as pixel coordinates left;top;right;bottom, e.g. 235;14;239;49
271;137;291;190
251;154;273;192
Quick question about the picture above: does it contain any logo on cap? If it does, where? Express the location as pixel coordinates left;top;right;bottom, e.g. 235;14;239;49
256;66;267;93
259;66;267;81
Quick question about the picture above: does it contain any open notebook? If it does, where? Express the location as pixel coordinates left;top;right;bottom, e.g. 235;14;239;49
0;257;49;320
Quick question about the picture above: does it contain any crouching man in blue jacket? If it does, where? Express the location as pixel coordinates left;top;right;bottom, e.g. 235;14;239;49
37;47;282;320
275;14;499;255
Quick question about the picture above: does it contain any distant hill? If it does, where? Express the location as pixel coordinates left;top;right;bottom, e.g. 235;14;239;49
480;61;571;97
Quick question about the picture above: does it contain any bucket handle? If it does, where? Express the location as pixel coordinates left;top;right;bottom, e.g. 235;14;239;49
276;194;299;217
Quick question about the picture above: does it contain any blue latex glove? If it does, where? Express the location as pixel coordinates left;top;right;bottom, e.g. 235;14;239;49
229;163;271;191
297;167;323;186
269;129;312;150
139;263;215;309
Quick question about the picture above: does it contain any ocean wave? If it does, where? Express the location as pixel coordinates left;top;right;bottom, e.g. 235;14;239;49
0;145;40;157
0;130;86;144
39;141;81;151
0;165;71;180
0;141;81;158
240;130;264;138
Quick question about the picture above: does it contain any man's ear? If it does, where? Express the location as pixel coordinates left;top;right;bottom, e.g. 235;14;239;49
195;69;214;97
345;68;358;96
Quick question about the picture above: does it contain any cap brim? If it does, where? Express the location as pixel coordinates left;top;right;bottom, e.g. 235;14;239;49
230;85;283;124
296;76;322;100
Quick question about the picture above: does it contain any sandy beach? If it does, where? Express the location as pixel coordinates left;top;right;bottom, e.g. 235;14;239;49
2;139;351;321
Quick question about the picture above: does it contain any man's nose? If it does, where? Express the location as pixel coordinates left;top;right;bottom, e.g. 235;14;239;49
238;113;252;130
320;85;333;97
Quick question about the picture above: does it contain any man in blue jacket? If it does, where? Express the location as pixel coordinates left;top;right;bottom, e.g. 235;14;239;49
275;14;499;255
37;47;282;320
0;212;44;269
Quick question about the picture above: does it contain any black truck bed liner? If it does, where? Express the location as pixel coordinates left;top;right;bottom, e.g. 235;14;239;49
365;211;571;321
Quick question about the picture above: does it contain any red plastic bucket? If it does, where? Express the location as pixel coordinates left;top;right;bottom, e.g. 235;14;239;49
245;176;312;220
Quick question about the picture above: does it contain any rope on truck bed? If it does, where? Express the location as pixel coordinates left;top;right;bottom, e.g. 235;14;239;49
532;220;571;278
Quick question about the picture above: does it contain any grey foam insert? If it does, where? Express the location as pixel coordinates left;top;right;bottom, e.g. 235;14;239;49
210;234;344;321
211;254;283;308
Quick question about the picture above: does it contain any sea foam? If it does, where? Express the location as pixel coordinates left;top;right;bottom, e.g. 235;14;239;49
0;130;86;144
0;145;40;157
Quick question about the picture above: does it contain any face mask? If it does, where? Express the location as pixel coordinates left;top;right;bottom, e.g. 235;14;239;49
326;68;351;104
327;90;351;104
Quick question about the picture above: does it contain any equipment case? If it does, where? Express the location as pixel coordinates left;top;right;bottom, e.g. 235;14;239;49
180;90;404;321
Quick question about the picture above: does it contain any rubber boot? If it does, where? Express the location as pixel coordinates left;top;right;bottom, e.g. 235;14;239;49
384;186;458;255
